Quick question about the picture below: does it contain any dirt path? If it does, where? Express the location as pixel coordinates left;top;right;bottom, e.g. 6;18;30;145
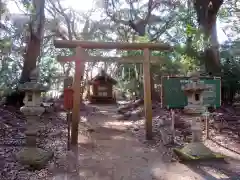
50;105;240;180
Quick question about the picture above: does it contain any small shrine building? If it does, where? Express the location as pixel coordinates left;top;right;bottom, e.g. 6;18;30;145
89;70;117;104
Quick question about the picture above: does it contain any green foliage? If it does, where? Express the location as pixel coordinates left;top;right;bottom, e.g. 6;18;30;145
39;57;60;85
0;38;11;49
186;24;198;36
0;0;239;103
219;41;240;102
0;57;20;95
180;55;198;73
21;0;35;13
116;49;183;96
116;63;143;97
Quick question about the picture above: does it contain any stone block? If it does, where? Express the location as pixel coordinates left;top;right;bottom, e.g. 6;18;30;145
173;142;224;161
16;147;53;170
25;129;38;136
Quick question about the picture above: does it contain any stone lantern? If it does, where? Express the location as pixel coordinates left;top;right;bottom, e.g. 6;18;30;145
174;71;224;161
16;68;53;169
181;71;208;114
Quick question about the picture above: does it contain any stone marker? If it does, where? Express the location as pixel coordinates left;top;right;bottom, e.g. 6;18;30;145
16;68;53;169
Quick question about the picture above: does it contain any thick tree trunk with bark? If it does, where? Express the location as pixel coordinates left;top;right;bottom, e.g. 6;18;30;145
20;32;40;83
194;0;223;75
20;0;45;83
6;0;45;106
202;13;221;75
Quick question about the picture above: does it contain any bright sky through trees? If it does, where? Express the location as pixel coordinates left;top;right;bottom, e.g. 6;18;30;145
7;0;228;43
5;0;229;81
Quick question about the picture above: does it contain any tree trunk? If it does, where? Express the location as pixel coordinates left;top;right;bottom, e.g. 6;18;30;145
19;32;40;83
19;0;45;83
194;0;223;75
202;15;221;75
6;0;45;106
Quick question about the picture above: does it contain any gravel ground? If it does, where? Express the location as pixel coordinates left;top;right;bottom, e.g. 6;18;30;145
0;106;68;180
0;104;106;180
0;104;240;180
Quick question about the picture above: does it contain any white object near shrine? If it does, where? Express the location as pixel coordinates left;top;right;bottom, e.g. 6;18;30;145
16;68;53;169
181;71;208;114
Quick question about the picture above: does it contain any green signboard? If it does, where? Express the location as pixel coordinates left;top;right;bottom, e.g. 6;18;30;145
161;76;221;108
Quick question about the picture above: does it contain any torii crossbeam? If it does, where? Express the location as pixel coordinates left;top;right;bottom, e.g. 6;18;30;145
54;40;172;147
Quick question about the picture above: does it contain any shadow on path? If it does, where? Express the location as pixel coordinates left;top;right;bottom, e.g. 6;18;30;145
50;105;240;180
183;160;240;180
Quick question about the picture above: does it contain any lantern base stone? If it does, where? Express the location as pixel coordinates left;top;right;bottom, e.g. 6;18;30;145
173;142;224;161
16;147;53;170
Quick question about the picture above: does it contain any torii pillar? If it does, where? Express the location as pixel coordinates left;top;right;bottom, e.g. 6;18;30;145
58;47;86;146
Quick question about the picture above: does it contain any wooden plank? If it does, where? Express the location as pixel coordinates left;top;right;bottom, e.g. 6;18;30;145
143;48;153;140
57;55;166;64
53;40;173;51
71;47;83;146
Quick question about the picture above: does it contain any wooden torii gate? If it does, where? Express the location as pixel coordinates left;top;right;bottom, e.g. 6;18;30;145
54;40;172;146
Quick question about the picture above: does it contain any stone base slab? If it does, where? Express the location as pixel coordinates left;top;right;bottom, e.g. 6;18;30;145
16;147;53;170
173;142;224;161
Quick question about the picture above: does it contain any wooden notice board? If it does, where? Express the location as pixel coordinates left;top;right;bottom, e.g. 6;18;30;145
161;76;221;109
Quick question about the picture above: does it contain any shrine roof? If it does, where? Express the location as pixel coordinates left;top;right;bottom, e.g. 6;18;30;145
90;70;117;85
